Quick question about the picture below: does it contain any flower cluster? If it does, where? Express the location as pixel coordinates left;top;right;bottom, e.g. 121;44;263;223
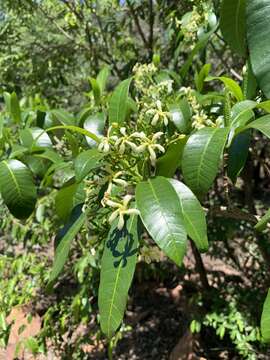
146;100;171;127
180;86;216;129
180;1;214;50
98;127;165;166
139;245;163;264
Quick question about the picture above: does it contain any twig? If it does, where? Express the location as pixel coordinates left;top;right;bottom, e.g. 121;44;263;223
126;0;149;48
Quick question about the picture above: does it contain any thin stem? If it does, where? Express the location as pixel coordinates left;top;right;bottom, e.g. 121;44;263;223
191;241;210;290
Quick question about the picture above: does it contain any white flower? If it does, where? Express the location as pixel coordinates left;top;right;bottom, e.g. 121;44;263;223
146;100;171;126
105;194;140;230
98;138;110;152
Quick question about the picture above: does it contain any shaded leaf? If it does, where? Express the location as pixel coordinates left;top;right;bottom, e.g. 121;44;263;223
220;0;247;56
48;205;86;284
0;159;37;219
246;115;270;137
247;0;270;98
156;137;187;177
227;130;251;183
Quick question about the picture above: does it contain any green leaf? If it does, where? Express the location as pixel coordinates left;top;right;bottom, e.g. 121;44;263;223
97;66;110;94
227;130;251;183
108;78;132;125
35;149;62;164
169;179;208;252
75;149;103;182
0;159;37;219
83;113;105;147
136;177;187;265
261;289;270;342
48;206;86;285
220;0;247;57
169;100;191;133
182;127;229;195
20;127;52;149
247;0;270;98
24;156;48;178
195;63;212;93
50;109;76;126
89;77;101;105
255;209;270;232
257;101;270;113
46;125;100;143
206;76;244;102
4;92;21;123
156;137;187;177
243;60;257;99
98;214;139;338
55;181;78;222
246;115;270;137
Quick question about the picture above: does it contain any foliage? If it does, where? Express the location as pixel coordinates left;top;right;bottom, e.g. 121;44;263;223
1;0;270;358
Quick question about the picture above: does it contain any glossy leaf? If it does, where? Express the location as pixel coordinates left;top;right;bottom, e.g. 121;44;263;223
136;177;187;265
83;113;105;147
261;289;270;342
169;179;208;252
48;205;86;285
220;0;247;56
75;149;103;182
156;137;187;177
255;209;270;232
227;130;251;183
206;76;244;102
20;127;52;149
108;78;132;125
169;100;191;133
182;127;229;195
247;0;270;98
98;214;139;338
246;115;270;138
0;159;37;219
